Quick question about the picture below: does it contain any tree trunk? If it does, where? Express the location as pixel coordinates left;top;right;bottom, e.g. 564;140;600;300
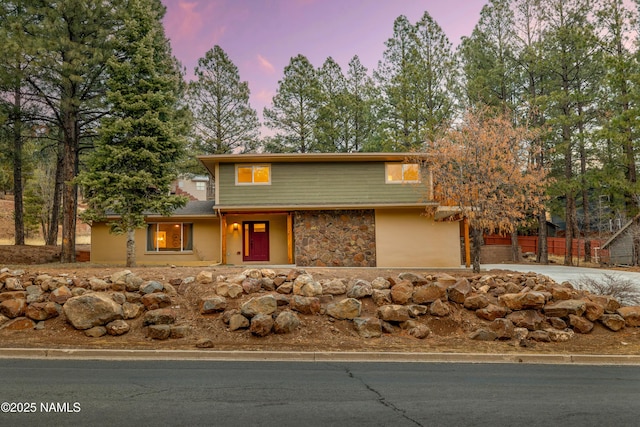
126;228;136;268
45;142;64;246
471;227;483;273
510;229;520;262
537;211;548;264
12;87;25;245
60;103;79;263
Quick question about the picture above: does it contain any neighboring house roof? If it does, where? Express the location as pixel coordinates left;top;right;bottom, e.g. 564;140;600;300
601;214;640;249
104;201;216;220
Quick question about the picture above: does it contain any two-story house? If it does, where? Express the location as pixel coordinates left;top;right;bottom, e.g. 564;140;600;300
90;153;463;267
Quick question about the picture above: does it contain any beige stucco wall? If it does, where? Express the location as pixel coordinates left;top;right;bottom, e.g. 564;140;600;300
91;218;220;265
225;214;289;265
375;208;460;268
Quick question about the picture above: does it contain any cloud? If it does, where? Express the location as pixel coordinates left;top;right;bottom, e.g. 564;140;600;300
257;54;275;74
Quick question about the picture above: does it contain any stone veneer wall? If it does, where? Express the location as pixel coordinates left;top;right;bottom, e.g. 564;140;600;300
294;210;376;267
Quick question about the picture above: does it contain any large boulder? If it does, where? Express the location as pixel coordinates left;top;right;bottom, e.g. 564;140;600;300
353;317;382;338
616;306;640;327
321;279;347;295
390;280;413;304
200;296;228;314
347;280;373;299
499;292;546;310
63;293;123;330
463;294;490;310
506;310;545;331
143;308;177;325
377;305;410;322
25;302;61;321
250;313;274;337
447;279;472;304
412;283;447;304
476;304;509;321
326;298;361;320
569;314;594;334
274;311;300;334
141;293;172;310
600;314;625;332
0;299;26;318
241;295;277;318
290;296;321;315
543;300;586;318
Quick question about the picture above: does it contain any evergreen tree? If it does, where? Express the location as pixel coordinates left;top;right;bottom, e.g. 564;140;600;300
263;54;321;153
315;57;347;152
77;0;188;267
188;45;260;155
345;56;377;152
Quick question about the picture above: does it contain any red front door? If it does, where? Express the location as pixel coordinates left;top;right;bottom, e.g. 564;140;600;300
243;221;270;261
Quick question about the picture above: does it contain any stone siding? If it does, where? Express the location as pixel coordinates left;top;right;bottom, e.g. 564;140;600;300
294;210;376;267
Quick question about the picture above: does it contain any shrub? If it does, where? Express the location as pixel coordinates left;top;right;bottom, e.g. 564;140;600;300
576;273;640;306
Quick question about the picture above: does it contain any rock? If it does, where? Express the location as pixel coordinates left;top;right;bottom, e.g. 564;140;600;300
146;324;171;340
293;274;315;295
140;281;164;294
408;304;428;317
584;301;604;322
170;325;191;339
0;299;27;318
200;296;228;314
221;309;239;324
106;319;130;336
548;317;567;329
372;289;392;306
89;278;110;291
546;329;574;342
321;279;347;295
499;292;546;310
229;313;250;331
241;295;277;318
216;283;243;299
261;269;276;279
600;314;626;332
447;279;472;304
550;285;574;301
111;293;126;305
371;277;391;290
476;304;509;321
122;302;143;320
25;302;60;321
4;277;23;291
589;295;621;313
528;330;551;342
290;296;321;315
250;313;274;336
326;298;361;320
470;329;497;341
569;314;594;334
616;306;640;327
377;305;410;322
140;293;172;310
287;268;306;282
299;281;323;297
242;278;262;294
143;308;177;325
274;311;300;334
413;283;447;304
353;317;382;338
398;272;427;285
429;299;450;317
260;278;275;291
490;318;515;340
243;269;263;279
390;280;413;304
514;327;529;342
277;282;293;294
84;326;107;337
347;280;373;299
464;294;490;310
195;338;214;348
506;310;545;331
196;271;214;284
228;274;247;284
0;291;26;302
381;320;396;334
408;324;431;339
0;317;35;330
25;285;44;303
543;300;586;318
436;274;457;286
63;293;124;330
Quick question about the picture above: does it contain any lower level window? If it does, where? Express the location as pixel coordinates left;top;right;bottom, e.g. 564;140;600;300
147;223;193;251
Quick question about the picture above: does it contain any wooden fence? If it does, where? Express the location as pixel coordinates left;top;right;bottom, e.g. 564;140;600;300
483;235;608;261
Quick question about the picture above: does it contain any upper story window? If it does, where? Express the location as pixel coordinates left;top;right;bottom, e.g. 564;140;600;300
236;164;271;185
195;181;206;191
385;163;420;183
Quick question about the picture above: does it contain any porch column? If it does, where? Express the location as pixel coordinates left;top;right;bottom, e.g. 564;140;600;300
464;217;471;268
221;214;227;265
287;213;293;264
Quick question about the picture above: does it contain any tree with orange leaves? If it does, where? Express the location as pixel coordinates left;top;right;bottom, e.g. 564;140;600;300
421;108;549;272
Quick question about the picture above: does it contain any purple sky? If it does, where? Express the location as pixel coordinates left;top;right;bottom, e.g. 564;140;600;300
161;0;488;124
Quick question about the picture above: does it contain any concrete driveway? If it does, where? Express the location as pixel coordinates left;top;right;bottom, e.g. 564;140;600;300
480;263;640;288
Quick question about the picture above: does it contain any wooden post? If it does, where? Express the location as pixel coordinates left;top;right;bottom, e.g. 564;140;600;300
464;217;471;268
221;214;227;265
287;212;293;264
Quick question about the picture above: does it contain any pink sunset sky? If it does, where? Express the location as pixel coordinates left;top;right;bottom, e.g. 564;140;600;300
160;0;489;122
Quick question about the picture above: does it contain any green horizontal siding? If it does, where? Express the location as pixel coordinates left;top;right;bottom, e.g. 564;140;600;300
218;162;428;206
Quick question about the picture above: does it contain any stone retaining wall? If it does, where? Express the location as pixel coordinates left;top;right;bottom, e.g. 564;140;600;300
294;210;376;267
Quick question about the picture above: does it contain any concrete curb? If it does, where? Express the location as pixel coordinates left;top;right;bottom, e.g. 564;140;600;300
1;348;639;365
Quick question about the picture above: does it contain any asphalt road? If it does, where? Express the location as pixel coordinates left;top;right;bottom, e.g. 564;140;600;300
1;359;639;426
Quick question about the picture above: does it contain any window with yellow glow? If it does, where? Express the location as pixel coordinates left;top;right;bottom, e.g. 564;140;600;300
236;164;271;185
147;223;193;252
385;163;420;183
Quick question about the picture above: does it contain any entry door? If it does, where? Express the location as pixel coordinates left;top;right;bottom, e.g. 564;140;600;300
243;221;270;261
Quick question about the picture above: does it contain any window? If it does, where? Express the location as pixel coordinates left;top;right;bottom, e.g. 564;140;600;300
195;181;206;191
236;164;271;185
386;163;420;183
147;223;193;252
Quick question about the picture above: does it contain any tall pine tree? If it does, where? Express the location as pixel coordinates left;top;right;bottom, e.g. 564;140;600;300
77;0;188;267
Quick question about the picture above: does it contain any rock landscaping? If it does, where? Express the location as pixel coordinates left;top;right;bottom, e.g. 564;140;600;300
1;265;640;350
